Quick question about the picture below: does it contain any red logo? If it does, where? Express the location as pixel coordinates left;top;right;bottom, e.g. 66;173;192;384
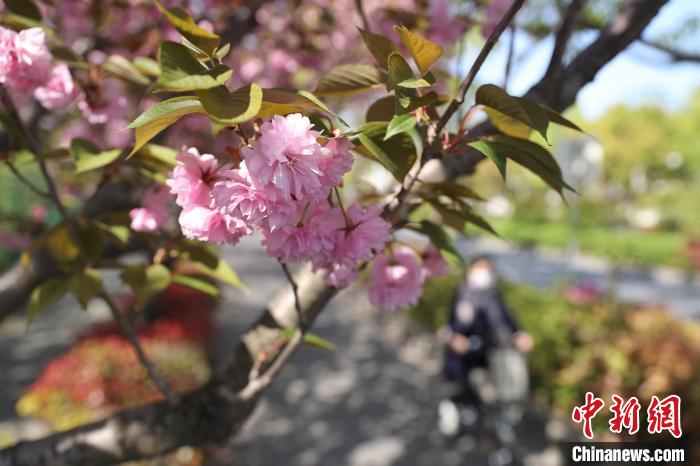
647;395;682;438
572;391;605;439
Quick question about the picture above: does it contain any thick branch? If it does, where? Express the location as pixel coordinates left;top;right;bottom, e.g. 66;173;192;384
0;265;336;466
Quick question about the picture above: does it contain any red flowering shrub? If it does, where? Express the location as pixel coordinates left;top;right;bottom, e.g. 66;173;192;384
17;285;214;430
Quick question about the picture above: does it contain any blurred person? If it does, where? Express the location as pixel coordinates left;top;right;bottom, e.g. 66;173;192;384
437;256;533;438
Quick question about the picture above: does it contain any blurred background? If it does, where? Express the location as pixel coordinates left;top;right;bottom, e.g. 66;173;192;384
0;0;699;465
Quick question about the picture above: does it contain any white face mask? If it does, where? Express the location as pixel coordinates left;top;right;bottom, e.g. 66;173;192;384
467;267;495;290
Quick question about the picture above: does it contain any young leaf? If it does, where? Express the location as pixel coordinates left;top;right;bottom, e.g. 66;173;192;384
75;149;122;174
480;135;573;194
393;25;443;74
122;264;172;305
196;84;262;126
384;114;416;141
387;53;415;92
93;221;130;246
215;43;231;60
259;88;346;125
279;328;337;351
103;55;150;85
418;220;464;271
156;2;220;57
132;57;160;77
366;96;396;122
4;0;42;21
193;257;247;292
395;91;439;115
314;64;385;96
68;268;103;310
419;182;484;201
156;41;232;92
476;84;548;141
171;274;219;297
128;96;205;156
358;28;398;68
468;139;508;180
355;122;418;181
27;278;68;325
429;199;497;235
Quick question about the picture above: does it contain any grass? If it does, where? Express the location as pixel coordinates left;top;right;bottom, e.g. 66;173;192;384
490;218;690;270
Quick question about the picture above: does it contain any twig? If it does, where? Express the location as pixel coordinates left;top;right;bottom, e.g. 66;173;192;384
279;261;306;331
3;161;50;199
99;291;179;405
355;0;371;31
503;26;516;90
434;0;526;136
638;37;700;63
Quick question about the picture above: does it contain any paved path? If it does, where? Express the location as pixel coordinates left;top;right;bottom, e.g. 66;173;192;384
0;236;566;465
461;238;700;319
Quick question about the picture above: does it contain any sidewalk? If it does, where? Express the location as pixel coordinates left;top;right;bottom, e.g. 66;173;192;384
461;237;700;319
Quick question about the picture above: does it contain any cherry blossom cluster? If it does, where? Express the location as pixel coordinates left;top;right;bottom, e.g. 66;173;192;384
129;113;449;308
0;26;77;110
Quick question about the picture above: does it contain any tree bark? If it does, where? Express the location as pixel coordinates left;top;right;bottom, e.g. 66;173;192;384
0;0;671;463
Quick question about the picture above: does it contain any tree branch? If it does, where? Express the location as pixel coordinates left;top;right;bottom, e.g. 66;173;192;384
434;0;526;136
99;291;180;405
638;37;700;63
544;0;587;78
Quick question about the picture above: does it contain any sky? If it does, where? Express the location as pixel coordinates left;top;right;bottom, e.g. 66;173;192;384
469;0;700;120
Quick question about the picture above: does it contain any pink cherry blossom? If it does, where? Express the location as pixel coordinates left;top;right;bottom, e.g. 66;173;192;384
318;136;354;189
242;114;326;202
129;185;172;233
212;164;272;226
167;147;221;210
261;204;344;264
334;203;391;267
323;263;358;288
421;243;450;278
368;246;424;311
0;26;52;92
34;63;79;110
179;204;251;244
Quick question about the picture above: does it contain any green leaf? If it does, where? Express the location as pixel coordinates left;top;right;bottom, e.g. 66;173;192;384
418;220;464;271
196;84;262;126
156;41;231;92
468;139;508;180
194;257;247;292
542;105;583;132
122;264;172;305
384;114;416;141
75;149;122;174
68;268;103;310
476;84;549;141
358;28;398;68
279;328;337;351
355;122;418;181
103;55;150;85
27;278;68;325
387;53;415;92
259;88;346;125
215;43;231;60
393;25;443;74
419;182;484;201
5;0;41;21
156;2;220;57
45;224;81;264
314;64;385;96
395;91;439;115
366;96;396;122
131;144;179;172
479;135;573;194
171;274;219;297
128;96;205;156
132;57;160;77
397;77;433;89
429;199;497;236
302;332;337;351
93;221;130;246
